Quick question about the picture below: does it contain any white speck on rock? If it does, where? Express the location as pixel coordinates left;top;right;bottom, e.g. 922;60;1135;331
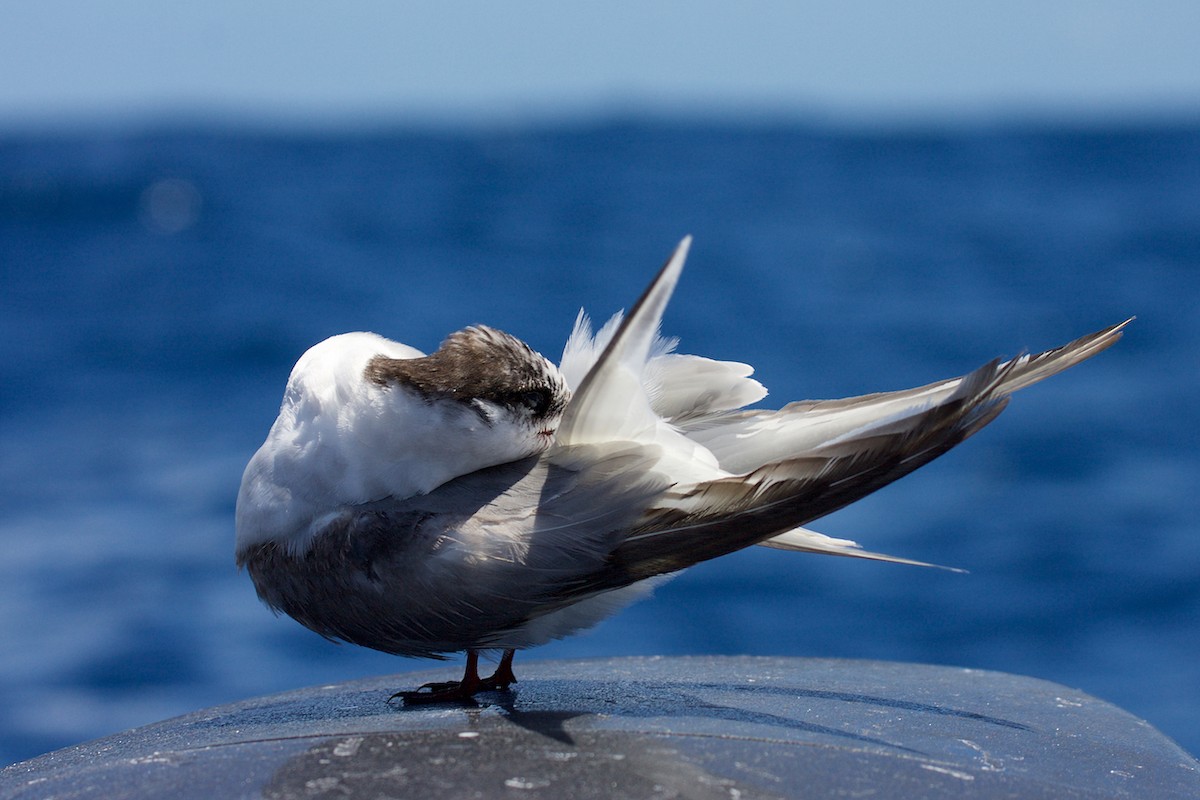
333;736;364;757
505;777;551;789
920;764;976;781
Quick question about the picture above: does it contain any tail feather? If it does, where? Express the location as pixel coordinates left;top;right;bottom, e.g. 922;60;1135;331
759;527;965;572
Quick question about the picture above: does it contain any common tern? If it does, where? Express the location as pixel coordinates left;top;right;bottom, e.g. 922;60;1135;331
235;237;1128;702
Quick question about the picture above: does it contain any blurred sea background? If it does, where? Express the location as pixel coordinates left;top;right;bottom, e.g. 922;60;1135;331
3;119;1197;767
2;1;1198;771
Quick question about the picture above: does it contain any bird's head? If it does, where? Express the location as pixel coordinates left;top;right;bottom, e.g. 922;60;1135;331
363;325;570;463
236;327;569;558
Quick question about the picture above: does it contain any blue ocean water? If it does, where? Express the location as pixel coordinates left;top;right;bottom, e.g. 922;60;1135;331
0;119;1197;767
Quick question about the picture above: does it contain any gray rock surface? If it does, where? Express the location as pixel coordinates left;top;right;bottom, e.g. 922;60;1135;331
2;656;1197;798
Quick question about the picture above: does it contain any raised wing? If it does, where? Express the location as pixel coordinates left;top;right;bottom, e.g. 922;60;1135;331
555;236;691;446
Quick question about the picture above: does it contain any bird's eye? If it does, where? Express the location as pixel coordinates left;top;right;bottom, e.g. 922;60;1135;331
518;389;550;415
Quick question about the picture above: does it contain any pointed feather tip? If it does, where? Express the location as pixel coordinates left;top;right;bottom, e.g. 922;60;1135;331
1091;316;1134;352
581;236;694;376
1085;316;1134;347
673;234;693;263
554;237;695;445
759;528;968;573
826;548;968;574
640;235;691;313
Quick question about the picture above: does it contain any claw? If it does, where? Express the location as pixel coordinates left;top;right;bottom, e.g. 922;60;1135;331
390;682;480;705
389;649;518;706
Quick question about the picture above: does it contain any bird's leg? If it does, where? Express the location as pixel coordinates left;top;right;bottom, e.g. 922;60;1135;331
391;649;516;705
478;648;517;690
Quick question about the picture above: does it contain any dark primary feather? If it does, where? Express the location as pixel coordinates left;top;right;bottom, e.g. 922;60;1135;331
589;321;1131;587
596;359;1015;587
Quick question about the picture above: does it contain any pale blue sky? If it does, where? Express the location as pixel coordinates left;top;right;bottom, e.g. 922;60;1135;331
2;1;1198;126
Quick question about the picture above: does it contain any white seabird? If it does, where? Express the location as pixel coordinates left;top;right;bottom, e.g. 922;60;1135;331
235;237;1129;702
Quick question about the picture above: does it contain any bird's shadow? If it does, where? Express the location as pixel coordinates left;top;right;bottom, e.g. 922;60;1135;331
388;676;1031;755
